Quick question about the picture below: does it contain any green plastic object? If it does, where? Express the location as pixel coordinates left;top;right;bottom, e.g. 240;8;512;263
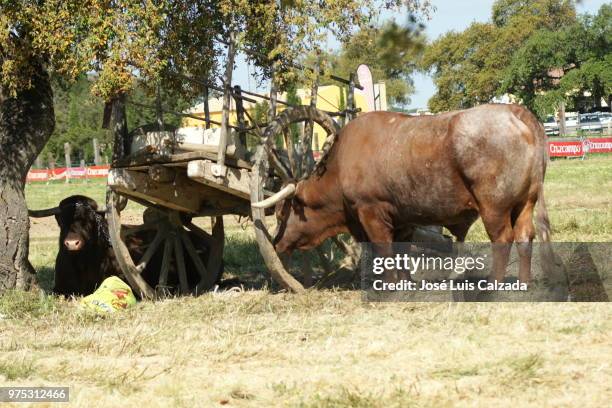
80;276;137;313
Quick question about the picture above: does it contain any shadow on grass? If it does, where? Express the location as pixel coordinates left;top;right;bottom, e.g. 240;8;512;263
24;231;358;300
35;266;55;293
224;233;360;291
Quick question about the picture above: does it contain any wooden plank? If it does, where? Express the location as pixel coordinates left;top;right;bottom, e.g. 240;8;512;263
217;31;236;173
207;216;224;281
180;231;213;293
347;72;356;122
185;222;214;247
234;85;247;147
158;238;173;287
107;191;156;299
136;227;166;273
176;142;237;157
108;168;202;213
187;160;251;200
113;150;251;170
203;86;211;129
301;72;318;176
173;235;190;294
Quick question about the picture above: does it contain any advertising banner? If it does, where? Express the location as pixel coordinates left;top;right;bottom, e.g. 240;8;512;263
584;137;612;154
548;140;584;157
26;165;110;182
25;170;50;183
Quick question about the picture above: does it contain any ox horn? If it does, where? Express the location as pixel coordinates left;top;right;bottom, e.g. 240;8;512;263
28;207;61;217
251;184;296;209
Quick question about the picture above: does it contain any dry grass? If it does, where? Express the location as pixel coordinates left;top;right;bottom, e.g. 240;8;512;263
0;156;610;407
1;292;611;407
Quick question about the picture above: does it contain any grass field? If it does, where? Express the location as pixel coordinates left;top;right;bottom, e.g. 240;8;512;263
1;156;610;407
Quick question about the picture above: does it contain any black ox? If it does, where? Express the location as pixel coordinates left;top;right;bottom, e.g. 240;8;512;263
30;195;221;296
30;195;120;296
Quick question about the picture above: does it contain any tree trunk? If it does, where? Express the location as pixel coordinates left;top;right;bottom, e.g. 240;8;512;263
0;63;55;292
558;102;566;137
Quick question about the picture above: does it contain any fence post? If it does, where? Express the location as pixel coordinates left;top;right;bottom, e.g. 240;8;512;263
64;142;72;183
215;30;236;178
347;72;356;122
47;153;55;185
80;159;86;182
558;102;566;137
268;70;279;149
301;66;319;176
233;85;247;148
93;138;101;165
203;86;211;129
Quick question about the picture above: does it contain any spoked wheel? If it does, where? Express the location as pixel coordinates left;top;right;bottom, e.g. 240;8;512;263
107;189;224;299
250;106;361;293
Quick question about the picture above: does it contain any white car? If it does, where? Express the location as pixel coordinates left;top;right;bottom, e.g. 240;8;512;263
579;114;603;133
598;112;611;127
565;115;578;127
543;116;559;136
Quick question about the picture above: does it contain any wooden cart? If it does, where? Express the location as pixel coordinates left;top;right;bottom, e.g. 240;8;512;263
104;39;368;299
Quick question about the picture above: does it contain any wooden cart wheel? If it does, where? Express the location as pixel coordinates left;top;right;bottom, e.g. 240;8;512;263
107;189;224;299
250;106;360;292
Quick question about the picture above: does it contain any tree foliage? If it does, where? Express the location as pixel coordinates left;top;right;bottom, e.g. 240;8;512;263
40;76;191;166
1;0;432;162
421;0;577;112
0;0;165;99
323;18;426;108
2;1;431;101
501;4;611;117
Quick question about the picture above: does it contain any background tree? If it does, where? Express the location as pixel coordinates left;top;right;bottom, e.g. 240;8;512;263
323;19;426;109
0;0;164;291
40;76;192;167
501;4;611;117
421;0;576;112
0;0;429;291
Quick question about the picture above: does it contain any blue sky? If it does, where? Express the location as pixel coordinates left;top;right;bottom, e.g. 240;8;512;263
233;0;609;109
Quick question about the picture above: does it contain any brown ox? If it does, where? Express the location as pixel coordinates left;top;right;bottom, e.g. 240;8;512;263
254;104;552;284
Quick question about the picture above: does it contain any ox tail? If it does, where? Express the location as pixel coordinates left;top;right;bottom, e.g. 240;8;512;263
533;122;567;293
536;179;567;292
535;184;551;243
527;111;551;243
536;121;552;244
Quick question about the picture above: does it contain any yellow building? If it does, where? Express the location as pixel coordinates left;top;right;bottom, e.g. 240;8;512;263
181;83;387;151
